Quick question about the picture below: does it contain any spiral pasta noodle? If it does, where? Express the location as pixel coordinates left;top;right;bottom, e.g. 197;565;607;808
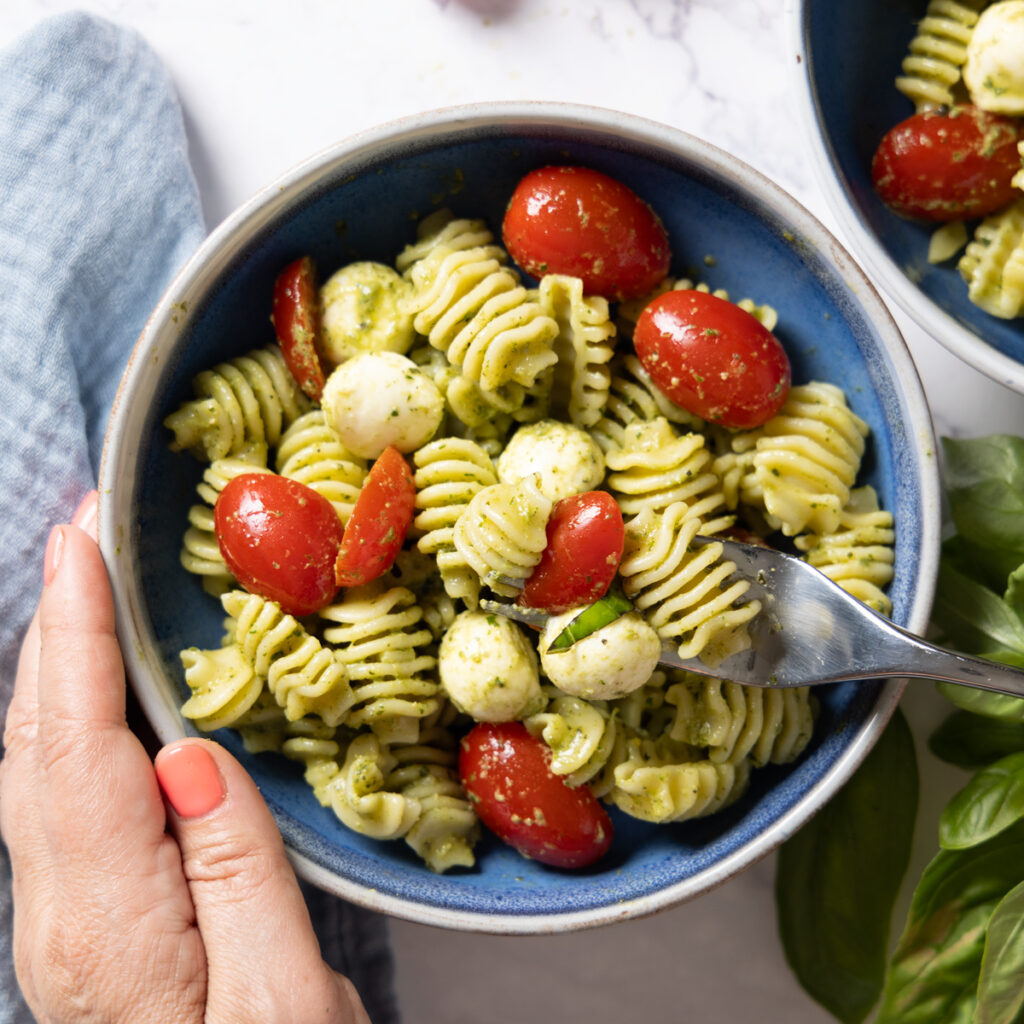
402;213;560;397
619;501;760;664
604;417;733;533
385;721;480;872
452;477;552;597
664;674;816;768
320;584;441;746
895;0;984;111
524;689;618;788
179;644;263;733
275;410;367;523
731;382;869;537
413;437;498;607
165;345;310;461
537;273;616;428
221;589;355;726
608;734;752;824
794;485;896;616
957;197;1024;319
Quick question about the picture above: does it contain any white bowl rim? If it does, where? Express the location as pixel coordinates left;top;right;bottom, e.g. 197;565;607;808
99;99;942;934
787;2;1024;395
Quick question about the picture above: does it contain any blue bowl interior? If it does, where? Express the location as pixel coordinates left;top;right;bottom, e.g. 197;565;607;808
134;121;924;918
802;0;1024;369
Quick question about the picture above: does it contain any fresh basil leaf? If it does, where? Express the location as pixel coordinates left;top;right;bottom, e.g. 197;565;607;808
929;711;1024;770
942;436;1024;554
937;682;1024;724
942;435;1024;494
547;593;633;652
943;535;1024;598
975;879;1024;1024
776;708;918;1024
1005;563;1024;620
875;820;1024;1024
931;561;1024;658
939;752;1024;850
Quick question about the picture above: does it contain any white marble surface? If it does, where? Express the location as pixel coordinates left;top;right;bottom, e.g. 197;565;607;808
3;2;1023;1022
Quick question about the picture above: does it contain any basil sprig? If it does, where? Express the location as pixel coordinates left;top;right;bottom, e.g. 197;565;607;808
546;592;633;652
776;709;918;1024
777;435;1024;1024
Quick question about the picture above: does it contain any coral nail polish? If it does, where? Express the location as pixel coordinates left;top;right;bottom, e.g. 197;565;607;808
155;744;225;819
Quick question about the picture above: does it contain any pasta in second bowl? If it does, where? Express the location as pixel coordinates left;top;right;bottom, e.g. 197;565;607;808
99;103;941;933
793;0;1024;394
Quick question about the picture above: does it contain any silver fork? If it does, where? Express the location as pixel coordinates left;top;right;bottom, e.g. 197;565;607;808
480;536;1024;696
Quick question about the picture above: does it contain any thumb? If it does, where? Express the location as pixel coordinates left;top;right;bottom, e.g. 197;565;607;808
155;739;369;1023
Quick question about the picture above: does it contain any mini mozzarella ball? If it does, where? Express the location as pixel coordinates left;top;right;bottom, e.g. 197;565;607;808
965;1;1024;114
438;611;545;722
320;261;415;367
540;609;661;700
496;419;605;503
321;352;444;459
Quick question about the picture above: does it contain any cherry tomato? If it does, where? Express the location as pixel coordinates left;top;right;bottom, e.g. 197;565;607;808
502;166;671;301
214;473;343;616
634;289;791;430
334;445;416;588
459;722;613;869
520;491;624;614
272;256;327;401
871;106;1023;222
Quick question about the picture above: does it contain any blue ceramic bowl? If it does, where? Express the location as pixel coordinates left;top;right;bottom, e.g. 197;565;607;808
793;0;1024;393
99;103;941;933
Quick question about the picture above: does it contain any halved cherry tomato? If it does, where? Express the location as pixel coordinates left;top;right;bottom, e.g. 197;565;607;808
214;473;343;616
871;106;1023;222
459;721;613;869
520;491;624;613
502;166;671;301
334;445;416;588
634;289;791;430
272;256;327;401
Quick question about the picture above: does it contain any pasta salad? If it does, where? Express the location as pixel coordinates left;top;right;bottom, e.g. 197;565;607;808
164;165;895;872
872;0;1024;317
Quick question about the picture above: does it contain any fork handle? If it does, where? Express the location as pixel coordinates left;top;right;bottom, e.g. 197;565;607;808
870;625;1024;698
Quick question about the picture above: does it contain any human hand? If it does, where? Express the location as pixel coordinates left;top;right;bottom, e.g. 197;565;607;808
0;492;370;1023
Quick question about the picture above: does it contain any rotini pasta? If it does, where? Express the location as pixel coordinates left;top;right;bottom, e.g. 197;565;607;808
957;196;1024;319
730;382;869;537
168;184;892;874
895;0;984;110
275;409;367;523
452;477;552;597
794;485;896;615
222;589;355;726
413;437;499;607
604;417;733;532
537;273;616;428
320;584;441;745
165;345;310;461
619;501;760;663
401;212;560;397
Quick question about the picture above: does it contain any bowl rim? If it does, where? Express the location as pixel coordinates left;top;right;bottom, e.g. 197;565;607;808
98;99;942;934
787;1;1024;395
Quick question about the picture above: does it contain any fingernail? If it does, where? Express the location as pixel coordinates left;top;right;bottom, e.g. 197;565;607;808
71;490;99;539
155;744;225;819
43;526;65;586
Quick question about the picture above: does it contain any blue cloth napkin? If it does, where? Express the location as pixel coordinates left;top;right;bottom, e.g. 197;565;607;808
0;13;398;1023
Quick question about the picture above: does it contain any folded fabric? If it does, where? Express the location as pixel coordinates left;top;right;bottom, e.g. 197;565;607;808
0;14;397;1024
